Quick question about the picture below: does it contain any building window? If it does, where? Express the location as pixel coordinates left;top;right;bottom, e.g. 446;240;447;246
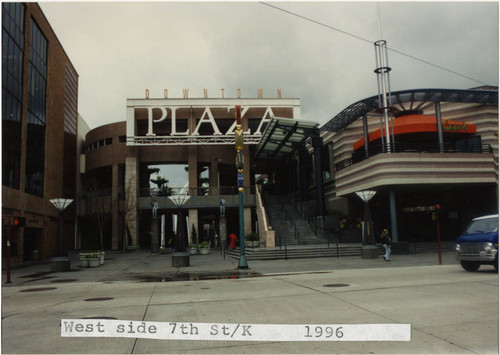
63;64;78;197
2;2;25;189
25;20;47;197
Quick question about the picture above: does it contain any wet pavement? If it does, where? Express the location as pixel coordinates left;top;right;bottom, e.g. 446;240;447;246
3;247;462;286
2;248;498;354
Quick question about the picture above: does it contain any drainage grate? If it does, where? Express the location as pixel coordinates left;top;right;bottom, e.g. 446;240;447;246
26;276;56;282
51;279;78;283
84;297;114;302
20;272;52;278
323;284;350;288
20;287;57;292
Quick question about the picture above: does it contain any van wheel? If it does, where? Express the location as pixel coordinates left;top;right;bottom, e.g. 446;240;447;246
461;261;480;272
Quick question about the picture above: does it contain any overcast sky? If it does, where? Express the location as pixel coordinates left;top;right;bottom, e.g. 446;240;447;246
39;1;498;130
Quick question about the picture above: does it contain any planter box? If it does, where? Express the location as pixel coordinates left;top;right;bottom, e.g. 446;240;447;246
51;257;71;272
199;247;210;255
189;246;199;255
88;258;101;267
80;258;89;267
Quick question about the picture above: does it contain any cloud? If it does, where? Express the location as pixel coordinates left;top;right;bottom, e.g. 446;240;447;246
39;2;498;129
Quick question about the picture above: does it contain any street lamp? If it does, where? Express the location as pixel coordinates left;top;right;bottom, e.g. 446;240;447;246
50;198;73;272
168;186;191;267
235;105;249;269
355;191;376;245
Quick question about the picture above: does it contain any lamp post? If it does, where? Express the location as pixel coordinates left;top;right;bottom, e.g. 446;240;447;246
168;186;191;267
50;198;73;272
235;105;249;269
355;191;376;245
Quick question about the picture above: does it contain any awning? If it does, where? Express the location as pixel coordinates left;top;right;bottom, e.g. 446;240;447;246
353;114;477;150
254;117;319;160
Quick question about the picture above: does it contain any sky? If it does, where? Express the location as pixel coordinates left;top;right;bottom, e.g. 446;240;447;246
39;1;499;131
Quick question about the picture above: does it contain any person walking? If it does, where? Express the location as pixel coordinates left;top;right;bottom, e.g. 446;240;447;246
229;233;238;249
381;228;391;261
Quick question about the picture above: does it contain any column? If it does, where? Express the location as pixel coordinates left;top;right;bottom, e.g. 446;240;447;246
362;114;369;158
111;163;120;250
312;129;325;217
210;159;219;195
188;145;197;195
124;156;138;248
435;101;444;152
389;189;398;242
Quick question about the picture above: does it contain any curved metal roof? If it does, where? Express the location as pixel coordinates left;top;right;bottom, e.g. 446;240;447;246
321;88;498;132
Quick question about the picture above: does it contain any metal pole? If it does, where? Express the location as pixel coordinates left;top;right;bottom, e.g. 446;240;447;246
389;189;398;242
435;101;444;152
238;190;248;268
235;105;248;269
437;219;442;265
6;216;11;284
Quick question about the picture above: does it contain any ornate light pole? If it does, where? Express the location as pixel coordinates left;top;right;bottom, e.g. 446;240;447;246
169;186;191;267
355;191;376;245
235;105;249;269
50;198;73;272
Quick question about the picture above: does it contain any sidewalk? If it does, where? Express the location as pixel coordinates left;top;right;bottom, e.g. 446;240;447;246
2;248;498;354
3;247;458;287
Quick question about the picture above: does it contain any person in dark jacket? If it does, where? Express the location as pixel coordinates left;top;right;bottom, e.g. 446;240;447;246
381;228;391;261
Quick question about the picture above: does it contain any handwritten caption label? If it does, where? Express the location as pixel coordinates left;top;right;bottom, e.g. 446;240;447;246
61;320;410;342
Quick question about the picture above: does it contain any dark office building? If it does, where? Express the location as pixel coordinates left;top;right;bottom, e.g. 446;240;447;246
2;2;79;264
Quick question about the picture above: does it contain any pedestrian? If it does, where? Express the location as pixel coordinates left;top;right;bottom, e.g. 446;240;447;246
229;233;238;249
381;228;391;261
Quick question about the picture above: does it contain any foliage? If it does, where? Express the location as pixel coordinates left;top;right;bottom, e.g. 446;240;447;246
191;224;198;244
246;232;259;241
200;241;209;248
81;250;101;259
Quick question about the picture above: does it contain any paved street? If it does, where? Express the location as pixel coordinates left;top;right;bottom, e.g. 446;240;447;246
2;249;498;354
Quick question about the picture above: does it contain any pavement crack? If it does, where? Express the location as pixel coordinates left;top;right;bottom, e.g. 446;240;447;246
131;281;158;354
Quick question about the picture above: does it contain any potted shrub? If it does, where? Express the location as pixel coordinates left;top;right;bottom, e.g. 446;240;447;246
79;251;92;267
245;233;260;248
188;243;199;255
199;241;210;255
86;251;101;268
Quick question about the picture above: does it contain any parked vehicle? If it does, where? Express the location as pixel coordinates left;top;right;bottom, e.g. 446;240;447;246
456;214;498;272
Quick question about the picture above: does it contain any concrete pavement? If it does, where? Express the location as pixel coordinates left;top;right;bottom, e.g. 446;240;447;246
2;248;498;354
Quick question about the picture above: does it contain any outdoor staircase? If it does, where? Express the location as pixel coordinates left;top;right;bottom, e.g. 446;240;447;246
263;194;326;245
226;242;456;261
226;244;384;261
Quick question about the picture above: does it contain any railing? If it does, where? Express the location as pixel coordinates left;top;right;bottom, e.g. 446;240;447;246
139;186;256;198
336;142;493;172
275;234;288;260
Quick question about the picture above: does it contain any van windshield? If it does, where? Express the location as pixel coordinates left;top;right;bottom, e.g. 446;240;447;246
464;217;499;234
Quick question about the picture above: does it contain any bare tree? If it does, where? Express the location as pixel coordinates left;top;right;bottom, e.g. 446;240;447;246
120;176;137;249
82;175;112;251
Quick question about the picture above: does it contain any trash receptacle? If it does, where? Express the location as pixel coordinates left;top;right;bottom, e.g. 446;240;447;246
31;250;39;260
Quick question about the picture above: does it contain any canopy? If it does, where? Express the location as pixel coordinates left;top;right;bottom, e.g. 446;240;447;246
322;88;497;133
254;117;319;160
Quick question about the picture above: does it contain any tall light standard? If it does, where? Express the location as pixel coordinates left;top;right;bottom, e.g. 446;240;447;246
355;191;376;245
235;105;248;269
169;186;191;267
50;198;73;272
